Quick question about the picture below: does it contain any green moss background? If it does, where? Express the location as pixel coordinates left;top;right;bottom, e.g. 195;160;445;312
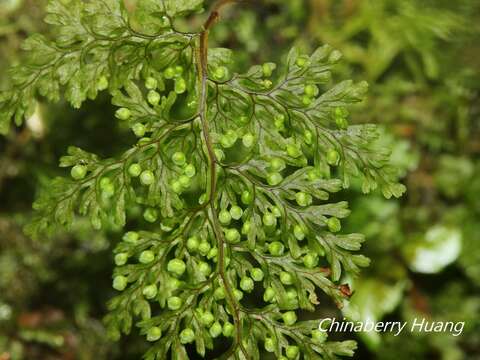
1;0;479;358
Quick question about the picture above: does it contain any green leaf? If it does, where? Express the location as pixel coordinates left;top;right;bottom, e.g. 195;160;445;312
163;0;204;17
8;2;407;358
0;0;192;134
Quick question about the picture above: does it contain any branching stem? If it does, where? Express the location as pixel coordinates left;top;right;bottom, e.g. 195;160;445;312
197;0;250;358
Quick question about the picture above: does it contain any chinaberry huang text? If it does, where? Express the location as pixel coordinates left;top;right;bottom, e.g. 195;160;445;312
318;318;465;337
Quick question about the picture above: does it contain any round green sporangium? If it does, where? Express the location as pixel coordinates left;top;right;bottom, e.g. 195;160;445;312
282;311;297;326
198;241;211;256
198;261;211;276
200;311;215;326
233;289;244;301
172;152;186;166
296;56;308;67
304;84;318;97
97;75;109;91
175;78;187;94
267;172;283;186
171;180;183;194
179;328;195;344
167;259;186;277
145;77;157;90
115;107;131;121
263;212;277;227
219;209;232;225
265;338;275;352
209;322;222;338
123;231;138;244
327;217;341;233
178;175;191;188
186;236;200;252
174;65;184;76
296;192;312;206
214;148;225;161
132;123;146;137
229;205;243;220
128;163;142;177
101;181;115;198
112;275;127;291
143;208;158;223
184;164;196;177
263;287;276;302
164;67;175;79
146;327;162;342
225;228;240;243
270;158;285;172
286;345;300;359
207;247;218;259
114;253;128;266
336;116;349;129
268;242;284;256
293;225;306;240
312;329;328;343
302;95;313;106
303;253;319;268
242;133;254;147
286;288;297;300
213;66;227;80
241;190;253;205
142;284;158;299
147;90;160;106
167;296;182;310
71;165;87;180
280;271;294;285
214;287;225;300
140;170;154;186
307;168;321;180
272;206;282;217
286;144;302;158
262;63;274;77
326;148;340;166
139;250;155;264
240;276;254;292
250;268;264;281
222;322;235;337
241;220;251;235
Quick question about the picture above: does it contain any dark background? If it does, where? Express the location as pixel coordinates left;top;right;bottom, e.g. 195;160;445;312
1;0;479;359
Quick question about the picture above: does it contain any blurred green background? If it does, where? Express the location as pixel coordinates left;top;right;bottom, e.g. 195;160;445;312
1;0;479;359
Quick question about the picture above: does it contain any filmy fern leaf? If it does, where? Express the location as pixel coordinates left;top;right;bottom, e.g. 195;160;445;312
3;0;406;359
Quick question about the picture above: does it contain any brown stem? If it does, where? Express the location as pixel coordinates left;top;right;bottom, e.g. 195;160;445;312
197;1;250;359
